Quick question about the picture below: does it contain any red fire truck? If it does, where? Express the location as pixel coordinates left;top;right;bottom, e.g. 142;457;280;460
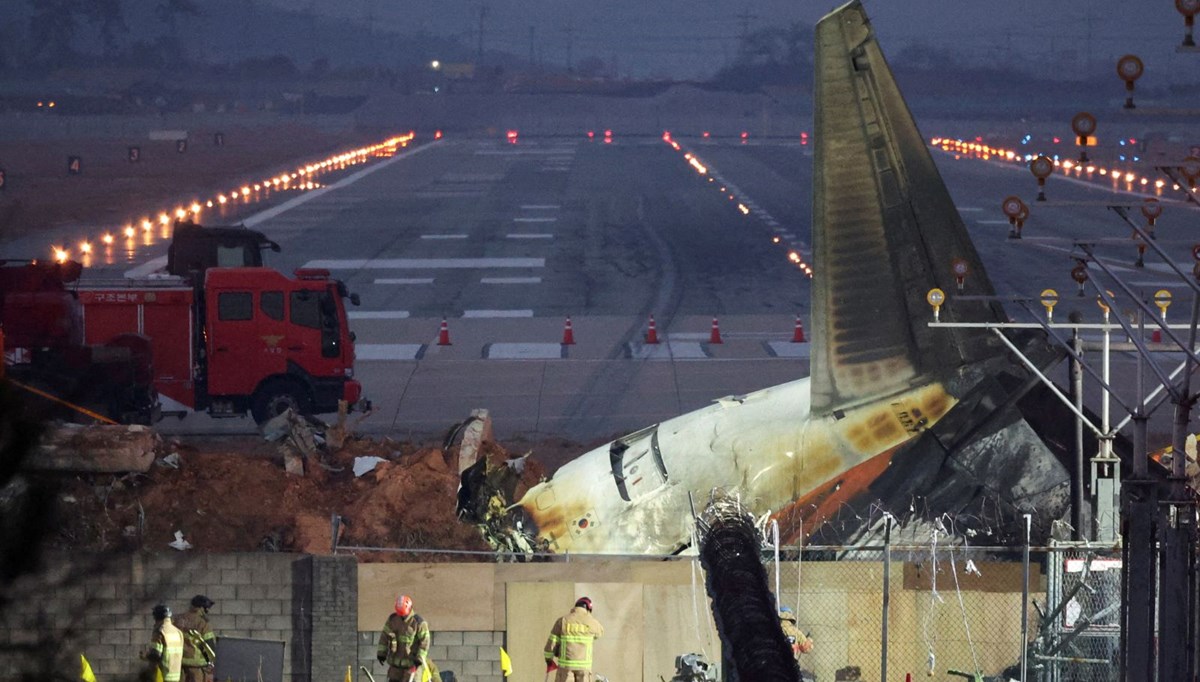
0;259;158;422
79;265;367;424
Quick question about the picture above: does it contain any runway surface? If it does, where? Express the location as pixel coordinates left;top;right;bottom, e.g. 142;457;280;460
6;133;1199;441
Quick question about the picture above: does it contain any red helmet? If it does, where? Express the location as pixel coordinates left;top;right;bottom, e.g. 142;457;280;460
395;595;413;617
575;597;592;612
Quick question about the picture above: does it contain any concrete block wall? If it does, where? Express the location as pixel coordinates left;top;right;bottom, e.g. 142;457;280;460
310;556;359;682
0;552;342;682
356;630;506;682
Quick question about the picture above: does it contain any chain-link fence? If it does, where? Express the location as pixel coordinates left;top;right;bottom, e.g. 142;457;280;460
337;521;1129;682
765;539;1122;682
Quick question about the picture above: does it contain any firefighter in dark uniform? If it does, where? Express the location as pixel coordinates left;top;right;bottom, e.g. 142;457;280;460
377;594;431;681
173;595;217;682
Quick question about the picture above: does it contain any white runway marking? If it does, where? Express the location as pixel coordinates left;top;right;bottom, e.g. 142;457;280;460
421;234;468;240
485;343;564;359
976;219;1012;225
481;277;542;284
463;309;534;318
959;207;984;212
514;217;558;223
356;344;425;361
628;342;709;360
521;204;560;210
349;311;410;319
303;257;545;269
766;341;813;358
374;278;434;285
506;234;553;240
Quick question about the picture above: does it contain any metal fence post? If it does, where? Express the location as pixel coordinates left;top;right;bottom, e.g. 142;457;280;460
1022;513;1031;682
882;514;892;682
772;520;781;611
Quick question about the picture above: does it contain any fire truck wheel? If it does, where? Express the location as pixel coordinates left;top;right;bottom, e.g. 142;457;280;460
251;378;313;424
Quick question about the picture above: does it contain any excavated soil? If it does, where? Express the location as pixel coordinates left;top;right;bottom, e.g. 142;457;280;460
43;432;566;560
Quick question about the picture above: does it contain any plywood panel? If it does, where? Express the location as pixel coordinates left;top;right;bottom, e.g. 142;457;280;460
358;563;495;631
577;583;643;682
506;582;574;682
642;584;721;681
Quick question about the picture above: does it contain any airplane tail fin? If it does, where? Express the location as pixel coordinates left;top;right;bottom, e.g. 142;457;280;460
809;1;1008;417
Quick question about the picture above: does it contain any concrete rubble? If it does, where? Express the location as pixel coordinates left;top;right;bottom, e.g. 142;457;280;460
29;423;159;473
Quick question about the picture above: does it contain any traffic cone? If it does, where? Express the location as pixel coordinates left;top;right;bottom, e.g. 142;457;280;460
562;316;575;345
437;318;452;346
792;316;806;343
1152;329;1162;343
709;317;723;344
646;315;660;344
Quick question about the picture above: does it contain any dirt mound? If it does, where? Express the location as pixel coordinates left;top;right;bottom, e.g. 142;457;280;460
43;432;564;559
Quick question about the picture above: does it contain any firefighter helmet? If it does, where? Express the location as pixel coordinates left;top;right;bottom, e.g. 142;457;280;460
152;604;172;620
575;597;593;612
395;594;413;617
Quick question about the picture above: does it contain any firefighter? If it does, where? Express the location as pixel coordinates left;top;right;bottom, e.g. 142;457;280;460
143;604;185;682
779;606;814;661
377;594;431;682
173;595;217;682
544;597;604;682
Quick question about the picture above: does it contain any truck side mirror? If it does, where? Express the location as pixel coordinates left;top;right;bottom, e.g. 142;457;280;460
268;241;281;253
350;293;361;306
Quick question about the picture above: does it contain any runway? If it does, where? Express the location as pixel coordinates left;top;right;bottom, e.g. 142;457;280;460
6;132;1198;442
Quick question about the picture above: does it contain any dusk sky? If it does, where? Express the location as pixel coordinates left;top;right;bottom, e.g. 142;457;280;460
262;0;1192;81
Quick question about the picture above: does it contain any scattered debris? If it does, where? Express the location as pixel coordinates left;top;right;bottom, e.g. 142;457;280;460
30;421;576;557
353;457;387;477
158;452;182;469
456;442;545;556
30;423;159;473
454;409;494;474
262;408;325;476
168;530;192;551
669;653;718;681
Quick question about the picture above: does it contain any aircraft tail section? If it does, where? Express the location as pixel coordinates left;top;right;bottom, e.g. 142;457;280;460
810;1;1008;417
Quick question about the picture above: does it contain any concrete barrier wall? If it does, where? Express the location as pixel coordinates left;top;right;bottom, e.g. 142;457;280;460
0;554;1037;682
0;552;356;682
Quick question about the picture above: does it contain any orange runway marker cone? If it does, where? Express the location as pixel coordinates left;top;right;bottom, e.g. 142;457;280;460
709;317;723;344
562;316;576;345
792;315;806;343
646;315;660;344
437;317;452;346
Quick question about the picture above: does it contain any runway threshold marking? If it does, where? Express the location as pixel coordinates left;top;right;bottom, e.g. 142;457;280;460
303;257;545;269
514;217;558;223
521;204;560;210
356;344;425;360
485;343;565;359
766;341;812;358
627;341;709;360
481;277;542;284
463;310;535;318
374;278;435;284
506;234;553;239
349;311;411;319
